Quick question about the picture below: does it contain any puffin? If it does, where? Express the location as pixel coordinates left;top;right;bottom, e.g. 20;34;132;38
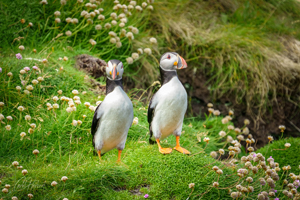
148;52;190;155
91;59;134;162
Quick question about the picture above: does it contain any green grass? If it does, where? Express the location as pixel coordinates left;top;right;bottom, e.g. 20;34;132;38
257;137;300;176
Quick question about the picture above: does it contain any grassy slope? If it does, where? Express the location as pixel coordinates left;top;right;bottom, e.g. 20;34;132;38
0;50;239;199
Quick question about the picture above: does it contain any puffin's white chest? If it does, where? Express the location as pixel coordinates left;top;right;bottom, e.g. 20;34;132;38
94;87;133;152
152;77;187;138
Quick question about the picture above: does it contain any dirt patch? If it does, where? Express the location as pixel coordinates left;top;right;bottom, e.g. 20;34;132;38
75;54;107;79
178;68;300;148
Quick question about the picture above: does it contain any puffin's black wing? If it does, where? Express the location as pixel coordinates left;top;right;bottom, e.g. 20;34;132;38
91;103;102;148
147;94;157;144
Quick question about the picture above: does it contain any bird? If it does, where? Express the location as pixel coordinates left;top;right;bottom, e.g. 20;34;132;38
147;52;190;155
91;59;134;162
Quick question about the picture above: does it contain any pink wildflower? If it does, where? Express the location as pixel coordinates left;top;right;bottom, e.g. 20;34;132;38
16;53;22;59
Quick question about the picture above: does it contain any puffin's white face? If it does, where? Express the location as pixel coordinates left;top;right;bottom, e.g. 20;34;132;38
160;52;187;71
106;59;124;80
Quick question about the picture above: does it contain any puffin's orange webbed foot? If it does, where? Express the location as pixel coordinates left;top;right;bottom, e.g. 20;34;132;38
117;149;122;163
156;139;172;154
174;146;191;154
173;136;191;154
97;150;102;161
159;147;173;154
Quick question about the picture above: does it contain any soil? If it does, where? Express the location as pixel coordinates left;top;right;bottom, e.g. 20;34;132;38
76;55;300;148
177;68;300;148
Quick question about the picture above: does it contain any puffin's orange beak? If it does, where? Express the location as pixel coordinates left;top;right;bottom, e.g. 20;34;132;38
176;55;187;69
112;66;117;80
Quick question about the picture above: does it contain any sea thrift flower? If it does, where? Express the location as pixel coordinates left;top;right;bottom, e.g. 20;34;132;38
95;25;102;30
66;107;73;113
25;115;31;121
137;48;143;54
144;48;152;55
244;119;250;125
40;0;48;4
210;151;217;158
30;123;36;129
116;42;122;48
234;128;241;134
20;69;26;74
53;103;59;109
32;80;39;85
65;31;72;36
147;5;153;10
55;18;61;23
7;72;13;77
279;125;286;132
72;90;79;95
126;57;133;64
72;120;78;126
221;118;228;124
66;18;72;23
219;131;226;137
22;169;28;175
18;106;25;111
132;53;139;60
6;116;13;121
16;53;22;59
268;136;274;142
61;176;68;182
218;149;225;155
57;90;63;95
132;117;138;125
150;37;157;44
54;11;61;16
51;181;58;187
12;161;19;167
96;101;102;106
28;194;33;199
285;143;291;148
89;106;96;111
203;137;210;143
126;32;134;40
188;183;195;188
213;182;219;187
2;188;8;193
26;85;33;91
19;45;25;51
33;149;39;155
0;114;4;120
5;125;11;131
24;67;30;71
37;77;44;82
42;59;48;63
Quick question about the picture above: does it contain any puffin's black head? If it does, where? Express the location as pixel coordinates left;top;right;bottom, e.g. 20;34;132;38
106;59;124;80
159;52;187;71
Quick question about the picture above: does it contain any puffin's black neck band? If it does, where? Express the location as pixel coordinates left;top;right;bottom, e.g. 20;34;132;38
106;79;124;95
160;67;177;85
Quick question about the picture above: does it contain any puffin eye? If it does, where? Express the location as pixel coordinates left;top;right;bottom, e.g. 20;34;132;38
167;54;171;59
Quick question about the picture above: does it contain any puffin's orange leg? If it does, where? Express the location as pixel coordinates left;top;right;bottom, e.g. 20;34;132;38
97;150;102;161
117;150;122;163
156;139;172;154
173;136;191;155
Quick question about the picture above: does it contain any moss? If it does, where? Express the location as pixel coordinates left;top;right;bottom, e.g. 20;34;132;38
257;137;300;175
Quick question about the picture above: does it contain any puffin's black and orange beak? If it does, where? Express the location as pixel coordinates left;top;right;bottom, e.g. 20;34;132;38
174;54;187;69
110;65;118;80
